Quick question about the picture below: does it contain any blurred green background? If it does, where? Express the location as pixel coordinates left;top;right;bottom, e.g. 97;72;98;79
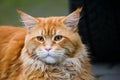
0;0;68;26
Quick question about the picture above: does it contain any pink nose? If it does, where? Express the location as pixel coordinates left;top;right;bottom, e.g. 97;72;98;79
45;48;52;51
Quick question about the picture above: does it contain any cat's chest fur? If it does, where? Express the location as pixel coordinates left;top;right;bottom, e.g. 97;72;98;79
19;51;82;80
21;63;79;80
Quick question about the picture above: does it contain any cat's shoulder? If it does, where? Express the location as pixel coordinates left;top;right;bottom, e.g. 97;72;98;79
0;26;26;32
0;26;26;47
0;26;26;39
0;26;26;59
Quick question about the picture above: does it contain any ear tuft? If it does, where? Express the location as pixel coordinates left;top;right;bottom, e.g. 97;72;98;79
17;10;24;15
17;10;38;30
64;7;82;28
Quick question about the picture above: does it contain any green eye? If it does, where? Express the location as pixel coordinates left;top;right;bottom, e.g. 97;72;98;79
36;36;44;42
54;35;63;41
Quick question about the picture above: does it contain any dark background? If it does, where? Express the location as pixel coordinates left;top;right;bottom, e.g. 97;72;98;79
69;0;120;63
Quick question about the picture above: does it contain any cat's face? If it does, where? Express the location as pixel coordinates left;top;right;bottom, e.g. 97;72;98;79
25;19;74;64
18;8;83;64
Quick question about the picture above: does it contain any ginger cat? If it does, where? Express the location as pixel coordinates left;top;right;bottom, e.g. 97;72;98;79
0;8;94;80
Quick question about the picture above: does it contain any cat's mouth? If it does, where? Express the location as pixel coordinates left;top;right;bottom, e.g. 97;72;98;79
40;55;59;65
34;52;60;65
34;49;66;65
41;53;53;58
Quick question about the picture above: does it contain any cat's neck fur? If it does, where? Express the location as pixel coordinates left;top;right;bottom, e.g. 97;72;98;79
18;45;93;80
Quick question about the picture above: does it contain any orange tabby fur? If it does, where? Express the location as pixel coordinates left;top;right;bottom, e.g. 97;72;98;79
0;9;94;80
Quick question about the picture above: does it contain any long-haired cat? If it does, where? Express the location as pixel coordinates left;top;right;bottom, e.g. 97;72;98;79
0;8;94;80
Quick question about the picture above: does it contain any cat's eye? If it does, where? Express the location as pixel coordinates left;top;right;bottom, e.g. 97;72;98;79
36;36;44;42
54;35;63;41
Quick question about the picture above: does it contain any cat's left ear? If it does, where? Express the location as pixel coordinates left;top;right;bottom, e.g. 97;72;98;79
63;8;82;31
17;10;38;30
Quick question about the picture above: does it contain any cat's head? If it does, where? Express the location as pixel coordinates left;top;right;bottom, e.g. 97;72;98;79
18;8;83;65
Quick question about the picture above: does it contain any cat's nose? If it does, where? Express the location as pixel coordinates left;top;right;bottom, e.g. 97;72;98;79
45;48;52;52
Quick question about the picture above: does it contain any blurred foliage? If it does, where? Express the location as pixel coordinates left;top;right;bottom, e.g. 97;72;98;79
0;0;68;26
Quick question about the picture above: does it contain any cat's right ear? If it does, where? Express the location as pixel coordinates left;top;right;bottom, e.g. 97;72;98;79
17;10;38;31
63;8;82;32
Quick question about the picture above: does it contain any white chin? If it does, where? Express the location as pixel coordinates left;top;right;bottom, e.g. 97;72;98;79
43;56;57;64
